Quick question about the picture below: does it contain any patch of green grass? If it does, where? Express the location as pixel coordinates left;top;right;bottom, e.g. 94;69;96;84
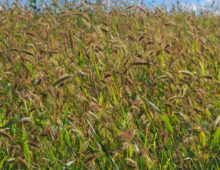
0;1;219;169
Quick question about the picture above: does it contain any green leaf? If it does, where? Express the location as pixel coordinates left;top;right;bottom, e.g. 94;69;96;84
200;130;206;148
112;92;118;106
92;55;100;80
22;126;30;167
163;115;173;134
65;129;71;147
0;156;8;169
211;127;220;149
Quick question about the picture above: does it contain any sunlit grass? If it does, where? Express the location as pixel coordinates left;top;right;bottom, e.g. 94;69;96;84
0;2;219;169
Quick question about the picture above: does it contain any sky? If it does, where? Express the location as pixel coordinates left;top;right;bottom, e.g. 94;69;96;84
0;0;219;14
145;0;220;14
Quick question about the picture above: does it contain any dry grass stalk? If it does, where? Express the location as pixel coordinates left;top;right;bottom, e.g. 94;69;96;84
84;153;98;164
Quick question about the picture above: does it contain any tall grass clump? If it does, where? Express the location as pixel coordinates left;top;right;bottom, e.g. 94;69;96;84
0;0;219;169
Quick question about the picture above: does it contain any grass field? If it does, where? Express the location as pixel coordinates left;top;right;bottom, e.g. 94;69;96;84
0;2;219;169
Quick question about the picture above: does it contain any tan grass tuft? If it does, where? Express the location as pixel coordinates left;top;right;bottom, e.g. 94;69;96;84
117;129;135;141
53;74;74;86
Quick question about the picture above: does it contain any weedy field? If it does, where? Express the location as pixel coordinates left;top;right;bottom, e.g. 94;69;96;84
0;1;219;169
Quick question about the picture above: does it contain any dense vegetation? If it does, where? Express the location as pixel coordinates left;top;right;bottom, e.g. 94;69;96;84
0;1;219;169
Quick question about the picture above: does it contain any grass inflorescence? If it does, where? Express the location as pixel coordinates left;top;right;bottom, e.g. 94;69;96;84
0;1;219;169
